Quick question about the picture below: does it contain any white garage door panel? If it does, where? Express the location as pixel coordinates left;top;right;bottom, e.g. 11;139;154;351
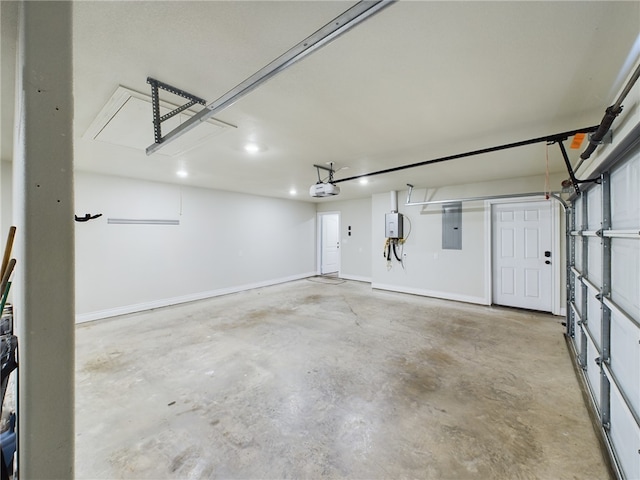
572;320;582;354
587;237;603;286
609;387;640;480
568;145;639;479
610;309;640;408
611;150;640;229
574;283;583;316
586;338;601;409
611;238;640;323
587;293;602;350
587;184;602;230
574;239;583;270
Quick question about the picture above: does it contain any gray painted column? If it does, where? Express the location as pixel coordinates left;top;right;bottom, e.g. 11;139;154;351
13;1;75;478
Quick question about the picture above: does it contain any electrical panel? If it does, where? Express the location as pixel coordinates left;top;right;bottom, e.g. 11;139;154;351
442;202;462;249
385;213;403;239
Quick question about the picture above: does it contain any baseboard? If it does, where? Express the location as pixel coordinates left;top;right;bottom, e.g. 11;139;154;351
76;271;317;323
371;283;488;306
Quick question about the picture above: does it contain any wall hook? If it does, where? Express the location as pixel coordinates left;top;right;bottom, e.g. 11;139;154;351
74;213;102;222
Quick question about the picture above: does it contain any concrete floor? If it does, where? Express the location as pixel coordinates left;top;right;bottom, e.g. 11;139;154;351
76;278;611;479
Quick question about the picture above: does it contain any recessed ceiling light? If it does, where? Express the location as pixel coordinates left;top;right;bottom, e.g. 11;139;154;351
289;188;297;196
245;143;260;153
359;177;369;184
176;169;188;178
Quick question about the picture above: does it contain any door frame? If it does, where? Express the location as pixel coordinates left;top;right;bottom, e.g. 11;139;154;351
485;197;563;315
316;211;341;276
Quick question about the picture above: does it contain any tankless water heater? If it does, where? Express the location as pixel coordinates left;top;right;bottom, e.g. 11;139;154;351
385;213;403;239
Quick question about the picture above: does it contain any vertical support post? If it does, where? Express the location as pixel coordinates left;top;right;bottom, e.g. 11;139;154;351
149;79;162;144
566;205;575;337
600;172;612;429
13;1;75;478
579;197;588;369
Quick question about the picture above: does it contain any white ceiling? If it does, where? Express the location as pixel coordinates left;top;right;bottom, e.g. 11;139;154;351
3;1;640;202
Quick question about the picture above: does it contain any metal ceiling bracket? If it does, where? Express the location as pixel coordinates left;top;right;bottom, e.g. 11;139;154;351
313;163;336;184
588;129;612;146
556;139;601;198
556;139;581;196
147;77;207;145
146;0;396;155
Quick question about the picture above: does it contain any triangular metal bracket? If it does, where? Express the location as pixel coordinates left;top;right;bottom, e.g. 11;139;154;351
147;77;207;145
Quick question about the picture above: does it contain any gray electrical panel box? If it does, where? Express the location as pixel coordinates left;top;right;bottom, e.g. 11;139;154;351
385;212;403;239
442;202;462;249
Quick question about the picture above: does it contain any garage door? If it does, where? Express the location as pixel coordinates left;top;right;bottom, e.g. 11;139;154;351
567;143;640;479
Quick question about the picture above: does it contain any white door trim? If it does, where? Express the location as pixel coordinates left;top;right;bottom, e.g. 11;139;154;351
485;197;562;315
316;211;341;276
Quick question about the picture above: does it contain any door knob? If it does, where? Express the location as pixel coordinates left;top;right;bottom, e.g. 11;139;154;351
545;260;551;265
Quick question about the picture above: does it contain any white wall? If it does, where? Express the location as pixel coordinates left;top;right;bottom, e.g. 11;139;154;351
371;173;568;306
1;161;12;244
316;197;372;282
7;165;572;318
75;172;316;322
1;160;13;306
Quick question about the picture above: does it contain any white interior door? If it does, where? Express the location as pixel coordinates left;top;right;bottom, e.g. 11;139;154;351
492;201;553;312
320;213;340;274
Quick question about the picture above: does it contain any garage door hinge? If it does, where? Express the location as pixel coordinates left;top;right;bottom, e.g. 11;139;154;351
577;356;586;370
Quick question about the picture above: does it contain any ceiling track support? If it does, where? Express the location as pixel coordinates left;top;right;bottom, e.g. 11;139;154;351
313;163;336;184
145;0;396;155
554;139;601;197
147;77;207;145
333;125;599;185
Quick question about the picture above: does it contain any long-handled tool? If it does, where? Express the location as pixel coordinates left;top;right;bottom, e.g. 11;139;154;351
1;226;17;480
1;226;16;279
0;259;15;314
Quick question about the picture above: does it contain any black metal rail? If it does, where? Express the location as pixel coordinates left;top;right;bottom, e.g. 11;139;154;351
333;125;599;185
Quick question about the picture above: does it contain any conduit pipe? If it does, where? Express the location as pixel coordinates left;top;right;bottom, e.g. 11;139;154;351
390;190;398;212
404;187;568;210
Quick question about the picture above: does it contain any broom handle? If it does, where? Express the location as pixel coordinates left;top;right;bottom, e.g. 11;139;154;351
1;226;16;278
0;258;16;302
